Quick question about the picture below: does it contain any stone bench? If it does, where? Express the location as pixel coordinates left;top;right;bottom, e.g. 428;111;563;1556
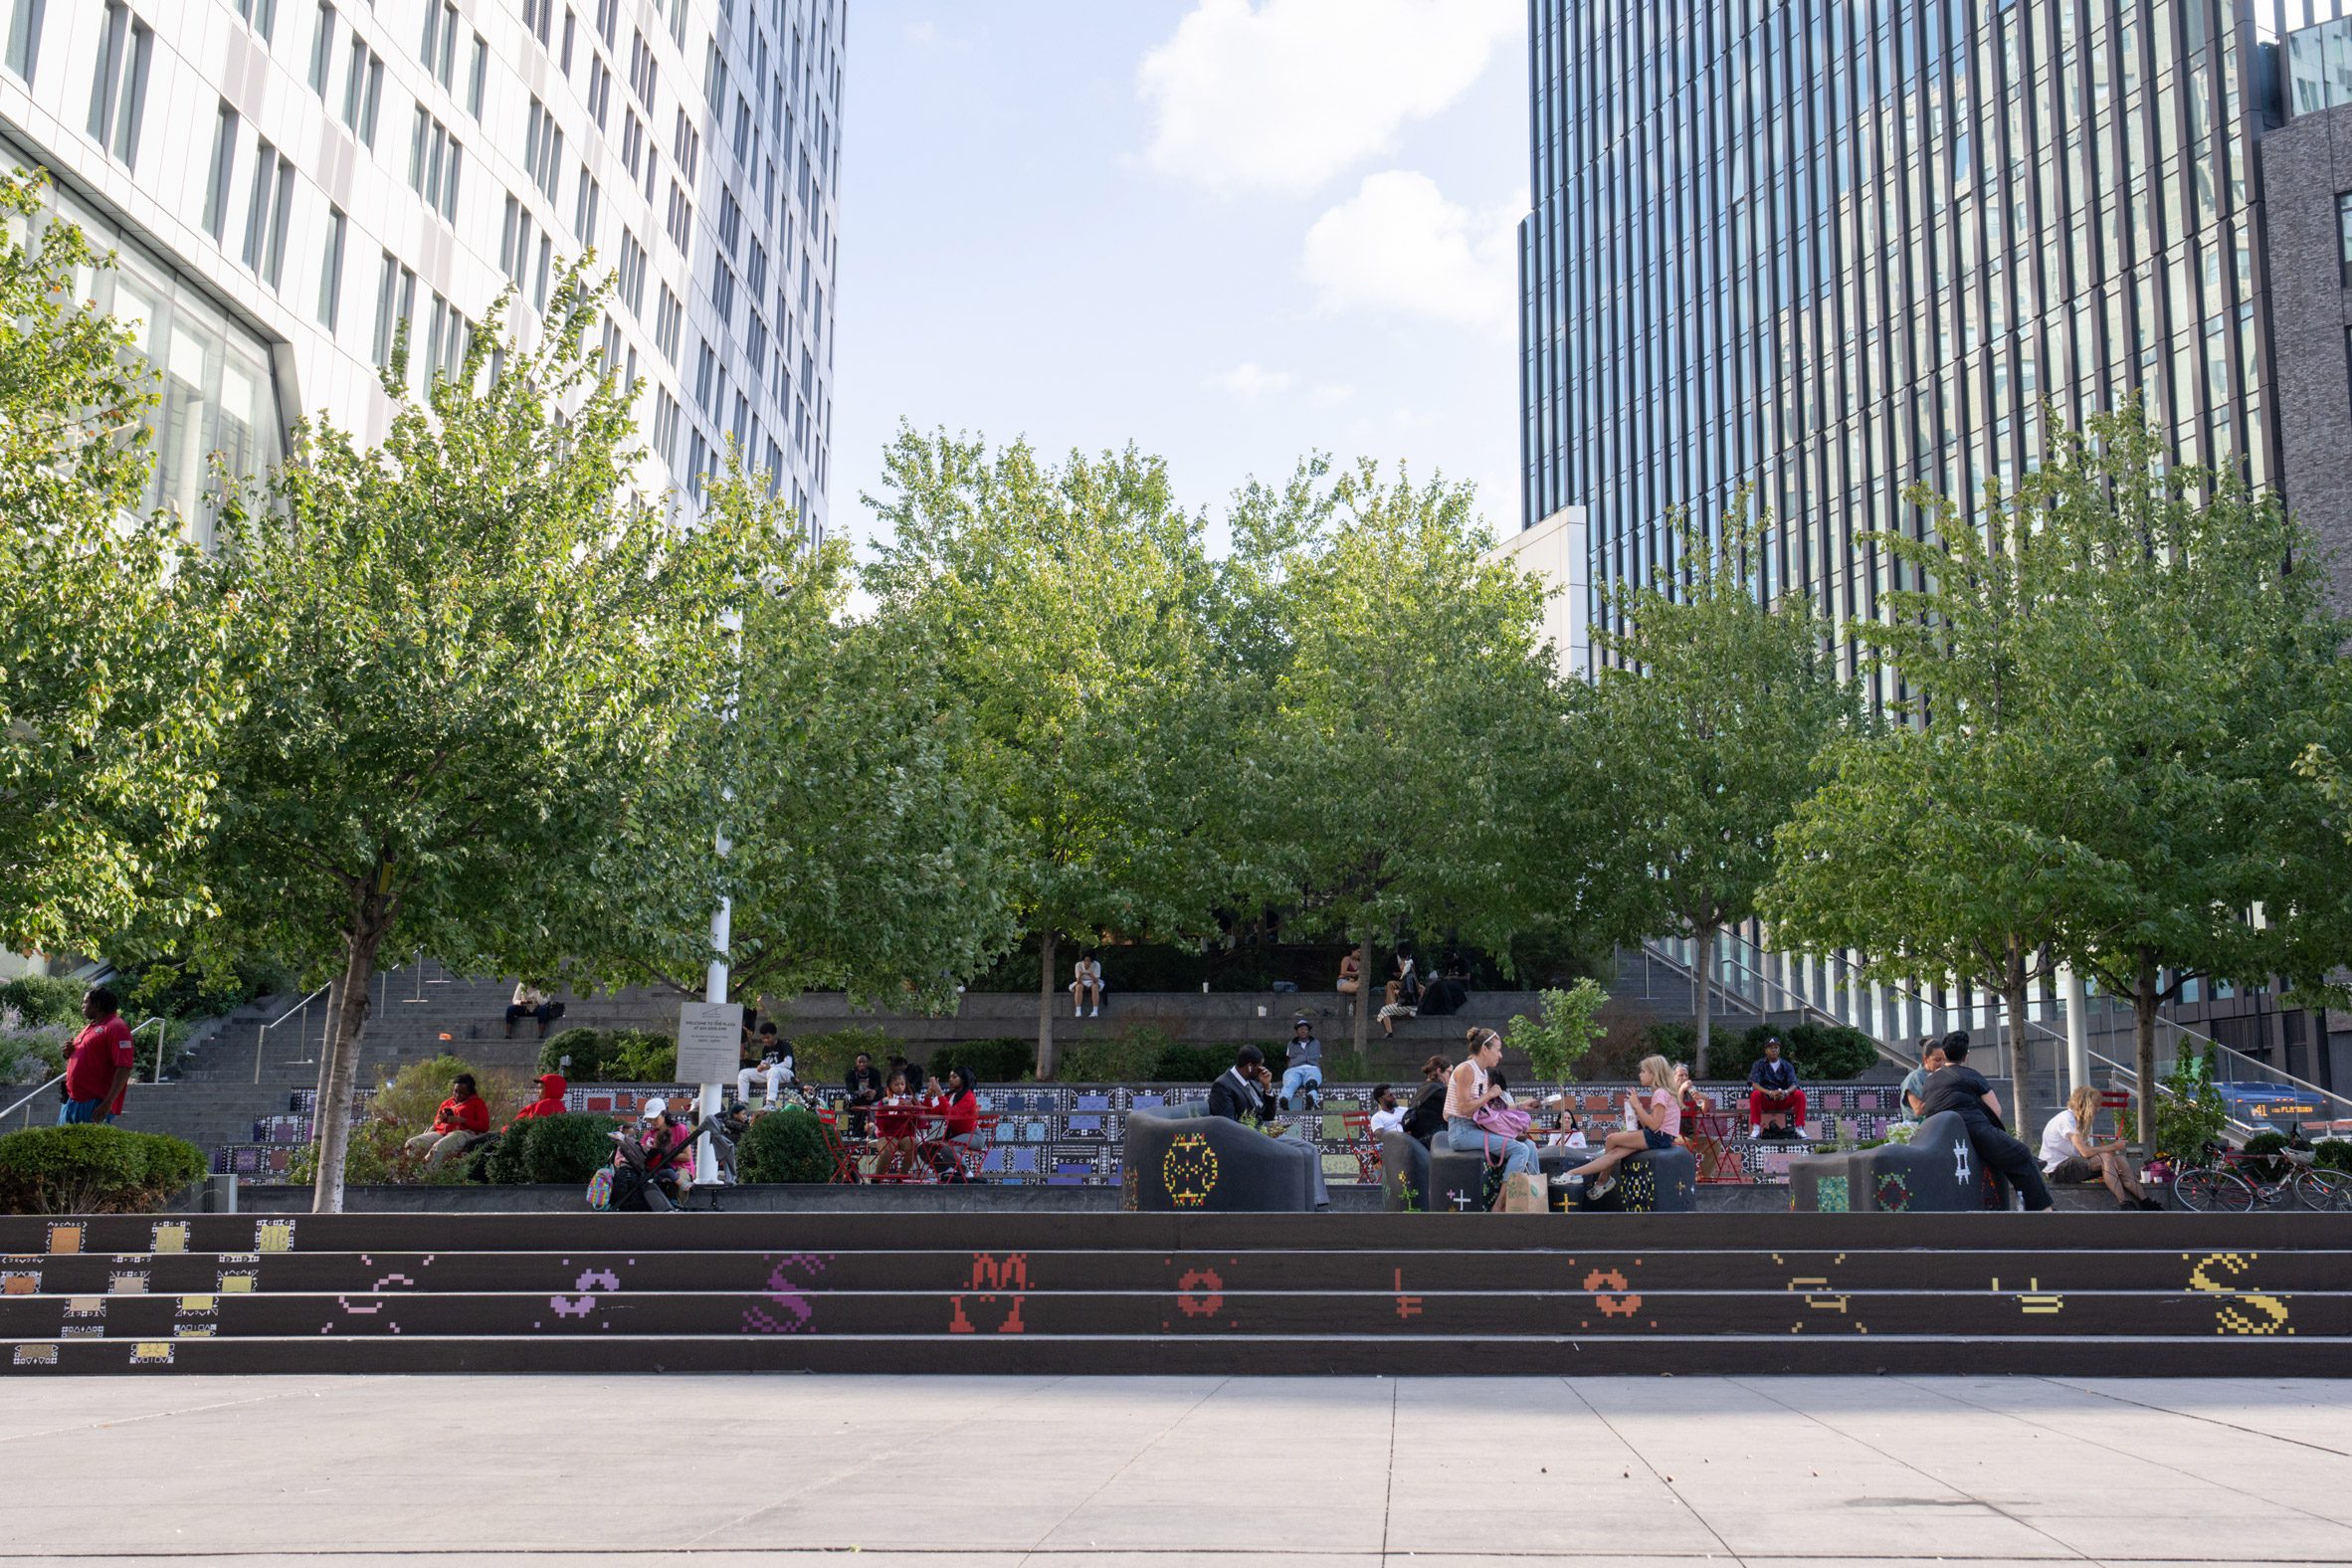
1121;1104;1321;1212
1787;1111;2014;1212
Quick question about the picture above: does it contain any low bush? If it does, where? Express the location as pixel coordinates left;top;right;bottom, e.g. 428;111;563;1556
0;1124;207;1214
0;1020;68;1085
927;1037;1033;1084
513;1112;623;1184
1722;1022;1880;1081
737;1107;836;1184
2314;1139;2352;1174
1149;1042;1233;1083
2240;1130;2292;1183
0;975;86;1029
537;1028;677;1082
794;1026;897;1083
1055;1027;1169;1084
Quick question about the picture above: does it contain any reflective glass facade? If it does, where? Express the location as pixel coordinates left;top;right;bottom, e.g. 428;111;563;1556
1521;0;2345;693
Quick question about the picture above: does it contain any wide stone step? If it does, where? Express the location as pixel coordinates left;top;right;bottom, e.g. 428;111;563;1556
4;1213;2345;1376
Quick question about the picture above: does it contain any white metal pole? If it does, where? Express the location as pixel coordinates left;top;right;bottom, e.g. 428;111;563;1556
698;606;744;1187
2060;962;2090;1096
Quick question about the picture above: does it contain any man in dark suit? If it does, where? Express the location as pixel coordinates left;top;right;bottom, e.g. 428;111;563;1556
1208;1046;1274;1122
1921;1032;2053;1212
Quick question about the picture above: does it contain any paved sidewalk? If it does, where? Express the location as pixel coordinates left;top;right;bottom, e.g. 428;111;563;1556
3;1374;2349;1564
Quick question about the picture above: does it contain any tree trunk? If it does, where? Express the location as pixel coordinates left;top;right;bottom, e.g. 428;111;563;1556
309;892;392;1215
2134;950;2161;1152
1692;924;1715;1078
1035;928;1059;1082
2004;937;2033;1143
1351;934;1371;1065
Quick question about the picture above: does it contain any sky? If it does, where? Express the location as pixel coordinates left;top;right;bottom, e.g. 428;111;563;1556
829;0;1529;557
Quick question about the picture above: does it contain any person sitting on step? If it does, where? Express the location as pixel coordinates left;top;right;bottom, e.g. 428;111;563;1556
1336;950;1362;1013
1278;1017;1324;1112
1746;1035;1807;1138
2041;1084;2161;1210
504;982;561;1040
1920;1031;2053;1212
736;1023;794;1107
405;1073;491;1168
1555;1055;1679;1201
1900;1038;1947;1120
1071;952;1105;1017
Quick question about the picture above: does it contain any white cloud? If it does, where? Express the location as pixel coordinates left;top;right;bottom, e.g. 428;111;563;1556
905;20;938;45
1206;363;1296;399
1138;0;1518;195
1311;382;1355;407
1299;170;1518;338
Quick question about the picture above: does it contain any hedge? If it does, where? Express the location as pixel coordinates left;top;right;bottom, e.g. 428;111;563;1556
1724;1022;1881;1081
0;1124;207;1214
0;975;86;1029
538;1028;677;1082
737;1107;836;1184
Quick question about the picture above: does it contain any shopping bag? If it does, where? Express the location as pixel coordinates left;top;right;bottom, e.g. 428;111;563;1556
1497;1170;1547;1214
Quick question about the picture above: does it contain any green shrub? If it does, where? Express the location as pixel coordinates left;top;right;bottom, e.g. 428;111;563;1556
536;1028;677;1082
539;1027;607;1078
1150;1042;1233;1083
1507;980;1609;1081
928;1037;1033;1083
516;1112;622;1183
794;1026;897;1082
2153;1048;2232;1161
1721;1022;1880;1081
2314;1139;2352;1174
0;975;87;1028
0;1125;206;1214
1055;1027;1167;1083
0;1022;68;1085
481;1128;531;1185
737;1107;836;1184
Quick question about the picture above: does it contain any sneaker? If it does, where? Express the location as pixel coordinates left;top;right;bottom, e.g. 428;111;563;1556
1747;1126;1762;1139
1589;1174;1617;1201
1074;1008;1082;1018
1090;1007;1099;1017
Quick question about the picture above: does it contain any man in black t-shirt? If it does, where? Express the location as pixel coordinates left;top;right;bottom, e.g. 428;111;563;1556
1920;1032;2052;1211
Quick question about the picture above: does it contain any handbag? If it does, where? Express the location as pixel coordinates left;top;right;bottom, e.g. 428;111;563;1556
1471;1101;1532;1139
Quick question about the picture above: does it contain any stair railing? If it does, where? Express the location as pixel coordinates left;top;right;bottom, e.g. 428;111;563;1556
252;984;333;1084
3;1073;64;1130
129;1016;170;1084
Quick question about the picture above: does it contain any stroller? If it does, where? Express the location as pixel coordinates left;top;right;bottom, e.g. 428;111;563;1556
592;1100;729;1211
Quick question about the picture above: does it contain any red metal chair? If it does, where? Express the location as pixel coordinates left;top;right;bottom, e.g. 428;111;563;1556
1681;1094;1750;1185
1339;1110;1382;1184
947;1112;1000;1183
815;1106;868;1185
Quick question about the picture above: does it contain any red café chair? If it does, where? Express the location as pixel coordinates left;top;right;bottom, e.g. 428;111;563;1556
815;1105;868;1185
1339;1109;1383;1184
945;1111;1001;1183
1680;1092;1750;1185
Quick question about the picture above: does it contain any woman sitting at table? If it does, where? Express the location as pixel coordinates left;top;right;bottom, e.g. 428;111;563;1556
873;1069;920;1177
923;1065;986;1180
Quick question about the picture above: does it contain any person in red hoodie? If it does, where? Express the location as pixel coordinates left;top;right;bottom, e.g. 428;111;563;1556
922;1065;986;1181
509;1073;568;1125
404;1073;491;1168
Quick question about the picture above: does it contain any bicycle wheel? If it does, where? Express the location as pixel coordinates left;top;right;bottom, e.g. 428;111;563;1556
2293;1169;2352;1213
2174;1166;2255;1213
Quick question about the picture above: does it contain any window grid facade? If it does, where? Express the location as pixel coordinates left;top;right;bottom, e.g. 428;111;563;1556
1522;0;2318;705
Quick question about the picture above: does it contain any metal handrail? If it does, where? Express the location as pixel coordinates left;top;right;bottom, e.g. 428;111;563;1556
3;1073;64;1127
253;983;332;1084
129;1016;170;1084
1641;936;1913;1070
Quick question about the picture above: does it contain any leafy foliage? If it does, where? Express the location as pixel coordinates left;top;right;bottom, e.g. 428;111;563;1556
0;169;236;955
737;1107;837;1184
0;976;85;1028
0;1124;206;1214
1508;981;1611;1082
507;1112;623;1184
790;1026;897;1083
923;1037;1035;1085
536;1028;676;1082
1724;1022;1879;1081
2152;1048;2232;1162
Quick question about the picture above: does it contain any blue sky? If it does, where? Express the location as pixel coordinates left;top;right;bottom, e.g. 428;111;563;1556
831;0;1528;555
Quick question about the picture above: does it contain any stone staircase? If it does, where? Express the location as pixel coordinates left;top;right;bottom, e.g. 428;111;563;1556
6;1210;2347;1375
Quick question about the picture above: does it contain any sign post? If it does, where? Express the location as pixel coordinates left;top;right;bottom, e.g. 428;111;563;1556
678;1000;739;1182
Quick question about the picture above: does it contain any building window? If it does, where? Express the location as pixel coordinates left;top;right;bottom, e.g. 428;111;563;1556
628;30;656;110
651;388;680;464
201;102;239;241
524;98;564;201
4;0;43;83
616;229;646;314
372;251;415;370
498;194;530;287
87;2;152;169
671;108;699;182
595;0;616;47
306;2;334;94
317;204;345;329
467;34;486;117
654;286;682;363
341;39;383;146
711;258;735;328
409;110;462;223
533;233;550;310
242;142;292;288
587;55;612;129
560;6;575;72
574;167;599;243
665;179;691;250
232;0;277;42
522;0;551;47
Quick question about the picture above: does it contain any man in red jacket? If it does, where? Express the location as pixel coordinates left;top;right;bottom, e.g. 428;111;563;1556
509;1073;568;1125
404;1073;491;1168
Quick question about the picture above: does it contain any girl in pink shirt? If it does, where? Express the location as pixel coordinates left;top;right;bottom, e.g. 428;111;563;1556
1555;1055;1681;1202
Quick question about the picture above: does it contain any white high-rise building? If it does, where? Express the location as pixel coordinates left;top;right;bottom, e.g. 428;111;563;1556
0;0;843;545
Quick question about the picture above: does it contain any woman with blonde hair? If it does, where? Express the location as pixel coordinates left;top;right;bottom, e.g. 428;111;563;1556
1554;1054;1680;1202
2040;1084;2161;1209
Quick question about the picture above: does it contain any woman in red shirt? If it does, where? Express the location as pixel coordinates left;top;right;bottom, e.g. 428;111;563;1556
872;1069;919;1177
920;1065;984;1180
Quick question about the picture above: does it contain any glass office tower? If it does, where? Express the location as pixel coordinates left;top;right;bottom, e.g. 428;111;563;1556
1521;0;2352;695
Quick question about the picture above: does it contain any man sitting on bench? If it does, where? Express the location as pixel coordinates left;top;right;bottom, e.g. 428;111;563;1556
1747;1035;1806;1137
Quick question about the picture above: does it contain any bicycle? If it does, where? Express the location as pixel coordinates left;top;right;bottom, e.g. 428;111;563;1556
2172;1134;2352;1213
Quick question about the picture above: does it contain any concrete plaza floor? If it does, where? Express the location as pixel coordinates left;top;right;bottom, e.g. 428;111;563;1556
3;1374;2348;1565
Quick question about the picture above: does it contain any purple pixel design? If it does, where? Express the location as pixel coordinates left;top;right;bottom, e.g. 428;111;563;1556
743;1253;832;1334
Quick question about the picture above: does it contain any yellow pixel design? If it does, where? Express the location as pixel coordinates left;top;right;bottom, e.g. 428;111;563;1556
2185;1251;2292;1336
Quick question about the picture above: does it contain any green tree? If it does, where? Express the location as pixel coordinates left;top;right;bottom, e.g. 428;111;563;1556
189;268;798;1212
0;169;234;955
862;429;1226;1077
1591;500;1859;1075
708;462;1019;1012
1222;458;1580;1061
1507;979;1610;1082
2019;410;2351;1146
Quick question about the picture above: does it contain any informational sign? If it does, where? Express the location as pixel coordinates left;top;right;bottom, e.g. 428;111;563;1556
676;1001;741;1086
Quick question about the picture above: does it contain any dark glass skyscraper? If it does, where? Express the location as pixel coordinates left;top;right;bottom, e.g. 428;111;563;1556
1521;0;2352;691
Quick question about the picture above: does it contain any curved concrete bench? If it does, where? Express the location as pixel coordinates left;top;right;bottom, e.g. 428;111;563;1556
1401;1137;1696;1213
1788;1111;2013;1212
1121;1104;1321;1212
